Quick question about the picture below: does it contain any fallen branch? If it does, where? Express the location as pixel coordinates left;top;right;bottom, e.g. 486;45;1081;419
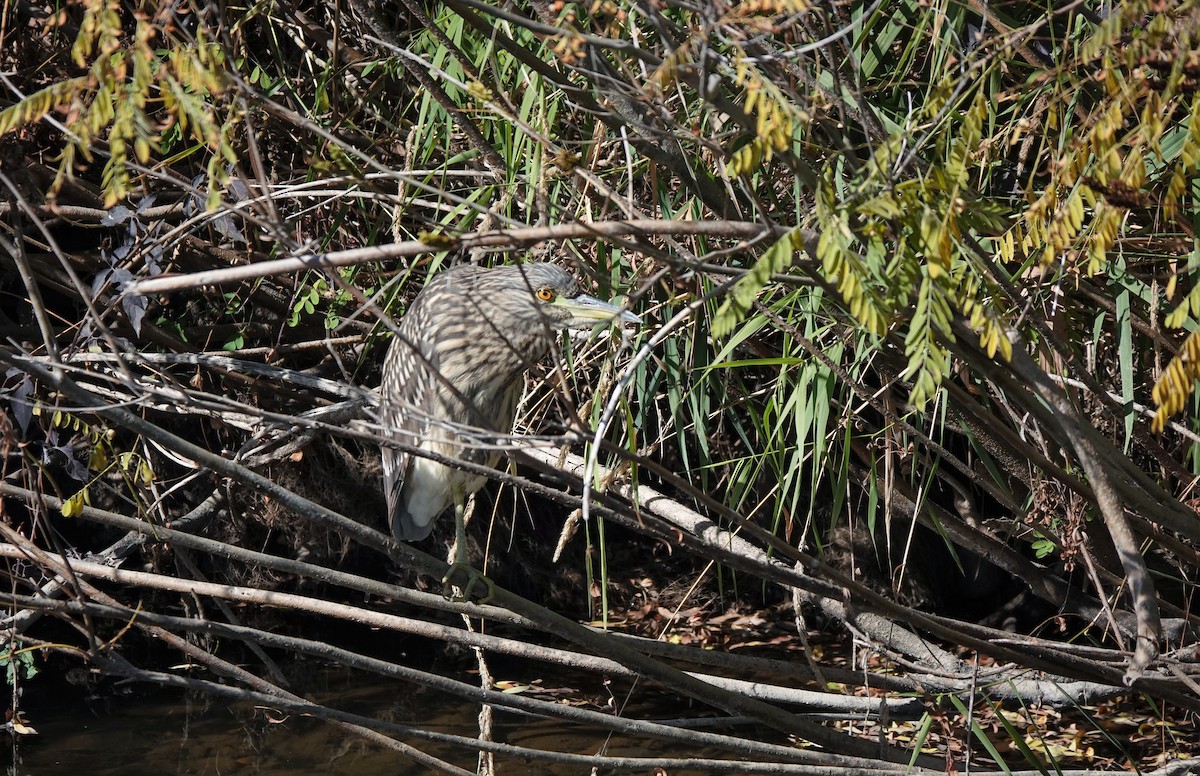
127;220;784;295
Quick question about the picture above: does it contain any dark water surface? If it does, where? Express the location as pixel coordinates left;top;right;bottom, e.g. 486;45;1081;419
5;665;738;774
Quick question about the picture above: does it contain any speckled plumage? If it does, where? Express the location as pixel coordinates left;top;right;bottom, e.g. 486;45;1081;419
379;263;631;543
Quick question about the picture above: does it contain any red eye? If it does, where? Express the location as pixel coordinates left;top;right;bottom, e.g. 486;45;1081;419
537;288;555;302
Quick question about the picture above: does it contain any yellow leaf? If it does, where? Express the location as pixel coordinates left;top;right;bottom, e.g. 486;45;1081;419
88;443;110;471
61;490;87;518
10;720;37;736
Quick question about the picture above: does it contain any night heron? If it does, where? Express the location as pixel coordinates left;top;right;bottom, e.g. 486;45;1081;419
379;262;639;595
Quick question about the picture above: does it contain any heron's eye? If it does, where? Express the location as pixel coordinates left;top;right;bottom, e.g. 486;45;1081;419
536;287;556;302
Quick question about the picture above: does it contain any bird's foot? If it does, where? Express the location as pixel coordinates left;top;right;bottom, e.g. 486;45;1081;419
442;562;495;603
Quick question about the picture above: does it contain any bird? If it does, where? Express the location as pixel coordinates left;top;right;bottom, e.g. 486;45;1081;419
378;262;639;596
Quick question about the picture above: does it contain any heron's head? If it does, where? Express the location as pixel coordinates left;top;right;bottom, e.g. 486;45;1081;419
478;263;640;333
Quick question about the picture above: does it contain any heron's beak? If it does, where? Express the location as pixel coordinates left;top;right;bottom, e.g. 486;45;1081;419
558;294;641;327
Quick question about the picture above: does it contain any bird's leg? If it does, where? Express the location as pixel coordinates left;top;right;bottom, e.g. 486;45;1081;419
443;491;494;602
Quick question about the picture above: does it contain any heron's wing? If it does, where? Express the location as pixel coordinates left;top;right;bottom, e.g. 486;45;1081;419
379;316;439;541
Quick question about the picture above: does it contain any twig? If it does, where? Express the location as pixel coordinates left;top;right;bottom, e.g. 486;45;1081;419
126;220;783;295
3;353;947;768
9;596;864;769
0;526;467;774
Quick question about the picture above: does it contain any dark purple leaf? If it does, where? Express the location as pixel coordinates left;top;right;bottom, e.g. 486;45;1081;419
227;179;249;201
4;369;33;435
91;269;112;297
211;213;247;244
61;450;89;482
101;205;133;226
146;245;164;275
183;174;206;216
122;293;148;336
42;431;88;482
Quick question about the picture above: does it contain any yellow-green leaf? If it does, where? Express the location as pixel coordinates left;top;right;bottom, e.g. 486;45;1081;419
61;490;87;518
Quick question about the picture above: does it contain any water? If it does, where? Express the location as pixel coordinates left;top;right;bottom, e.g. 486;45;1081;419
5;665;737;775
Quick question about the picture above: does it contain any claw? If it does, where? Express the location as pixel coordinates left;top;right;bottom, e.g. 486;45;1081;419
439;492;495;602
443;562;495;603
